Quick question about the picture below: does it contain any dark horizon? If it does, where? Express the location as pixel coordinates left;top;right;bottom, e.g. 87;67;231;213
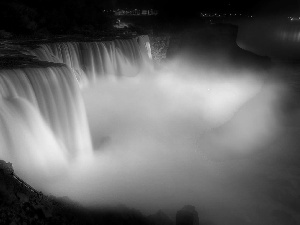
1;0;299;35
3;0;300;13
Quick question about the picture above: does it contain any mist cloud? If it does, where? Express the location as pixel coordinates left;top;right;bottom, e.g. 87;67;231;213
16;59;295;225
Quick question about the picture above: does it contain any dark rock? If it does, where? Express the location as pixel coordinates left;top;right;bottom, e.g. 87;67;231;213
0;159;93;224
0;160;14;175
149;35;170;65
176;205;199;225
0;159;167;225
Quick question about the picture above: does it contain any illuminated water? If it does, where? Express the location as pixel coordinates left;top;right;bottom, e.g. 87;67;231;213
0;66;91;158
1;34;299;224
29;36;151;86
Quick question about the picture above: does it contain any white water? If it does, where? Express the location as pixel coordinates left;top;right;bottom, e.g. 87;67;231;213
0;66;91;155
29;36;151;87
1;35;297;224
0;35;152;181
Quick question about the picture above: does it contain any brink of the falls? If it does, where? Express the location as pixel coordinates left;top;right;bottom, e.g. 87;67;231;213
28;36;152;87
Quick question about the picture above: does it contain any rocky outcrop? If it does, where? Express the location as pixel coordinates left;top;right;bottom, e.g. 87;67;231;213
149;34;170;64
0;160;13;175
0;159;177;225
1;161;206;225
0;159;89;225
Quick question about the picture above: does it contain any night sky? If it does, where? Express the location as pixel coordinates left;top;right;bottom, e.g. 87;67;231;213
12;0;300;13
110;0;300;14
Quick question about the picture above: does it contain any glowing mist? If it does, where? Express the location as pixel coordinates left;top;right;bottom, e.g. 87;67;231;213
44;61;282;225
0;35;294;225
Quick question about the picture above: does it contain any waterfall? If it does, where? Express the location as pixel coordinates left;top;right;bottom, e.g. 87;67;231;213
0;35;151;174
28;36;152;86
0;66;92;159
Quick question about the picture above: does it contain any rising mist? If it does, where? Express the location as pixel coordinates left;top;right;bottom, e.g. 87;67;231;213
17;57;293;225
2;24;299;225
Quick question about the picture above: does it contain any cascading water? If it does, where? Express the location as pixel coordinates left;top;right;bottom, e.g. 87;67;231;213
28;36;152;86
0;35;152;178
1;32;289;225
0;97;68;176
0;66;92;168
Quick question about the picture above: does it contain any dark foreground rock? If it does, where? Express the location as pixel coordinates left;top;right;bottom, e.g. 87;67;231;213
0;160;92;225
0;159;176;225
1;160;213;225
